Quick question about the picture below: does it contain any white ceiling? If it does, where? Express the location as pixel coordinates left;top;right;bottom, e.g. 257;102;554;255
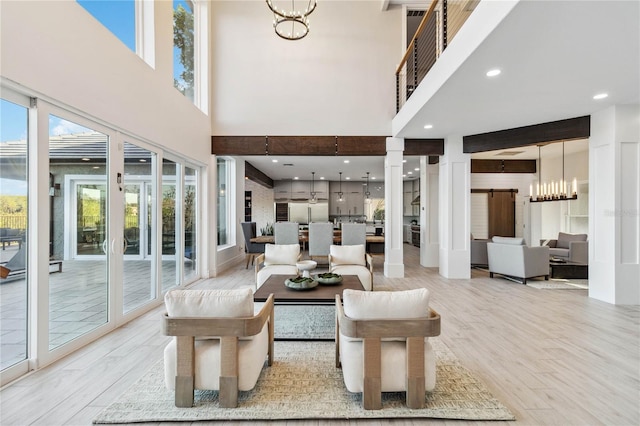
244;0;638;183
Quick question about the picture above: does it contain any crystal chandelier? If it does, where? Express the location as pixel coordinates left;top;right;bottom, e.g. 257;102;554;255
266;0;317;40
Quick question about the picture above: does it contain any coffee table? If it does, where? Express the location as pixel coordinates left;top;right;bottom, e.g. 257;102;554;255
549;260;588;279
254;274;364;304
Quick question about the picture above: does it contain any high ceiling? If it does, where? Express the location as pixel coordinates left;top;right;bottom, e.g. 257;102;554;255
244;0;638;183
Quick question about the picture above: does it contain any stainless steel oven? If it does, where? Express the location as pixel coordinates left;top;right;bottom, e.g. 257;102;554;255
411;225;420;247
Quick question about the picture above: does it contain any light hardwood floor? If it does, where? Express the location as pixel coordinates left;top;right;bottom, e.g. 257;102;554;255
1;244;639;425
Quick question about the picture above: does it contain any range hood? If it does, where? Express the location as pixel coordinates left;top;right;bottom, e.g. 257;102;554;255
411;195;420;205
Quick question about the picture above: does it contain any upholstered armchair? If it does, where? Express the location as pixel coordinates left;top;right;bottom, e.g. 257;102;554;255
255;243;301;288
308;222;334;263
162;288;274;408
542;232;588;264
487;236;550;284
274;222;299;245
335;288;441;410
328;244;373;291
340;223;366;246
241;222;265;269
470;237;490;267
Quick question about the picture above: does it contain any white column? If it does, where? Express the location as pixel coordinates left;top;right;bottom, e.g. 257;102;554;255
589;104;640;305
420;156;439;267
384;137;404;278
439;135;471;278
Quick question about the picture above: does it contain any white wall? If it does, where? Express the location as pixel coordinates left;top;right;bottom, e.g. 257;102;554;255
245;179;276;233
1;1;211;162
210;1;402;135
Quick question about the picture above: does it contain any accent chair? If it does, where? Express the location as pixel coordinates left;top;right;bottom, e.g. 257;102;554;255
241;222;265;269
487;236;550;284
335;288;441;410
162;288;274;408
328;244;373;291
542;232;588;264
255;243;301;288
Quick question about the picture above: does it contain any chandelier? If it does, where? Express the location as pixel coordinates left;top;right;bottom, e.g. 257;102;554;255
530;142;578;203
266;0;317;40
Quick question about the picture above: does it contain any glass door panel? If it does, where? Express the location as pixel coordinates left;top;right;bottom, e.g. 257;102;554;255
0;98;29;371
49;115;108;350
184;166;197;282
161;159;178;291
122;141;154;313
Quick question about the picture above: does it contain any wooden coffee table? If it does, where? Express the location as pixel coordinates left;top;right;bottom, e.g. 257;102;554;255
254;274;364;304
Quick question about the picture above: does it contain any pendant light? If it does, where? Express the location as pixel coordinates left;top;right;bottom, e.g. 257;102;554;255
364;172;371;204
337;172;344;202
310;171;317;204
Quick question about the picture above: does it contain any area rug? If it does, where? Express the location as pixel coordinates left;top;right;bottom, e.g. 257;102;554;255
93;339;515;423
527;279;588;290
270;304;334;340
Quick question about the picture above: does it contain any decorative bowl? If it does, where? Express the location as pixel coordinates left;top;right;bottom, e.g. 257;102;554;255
285;276;318;290
314;273;343;285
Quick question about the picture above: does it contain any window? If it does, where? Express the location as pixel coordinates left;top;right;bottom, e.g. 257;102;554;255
77;0;136;52
217;158;231;246
173;0;195;101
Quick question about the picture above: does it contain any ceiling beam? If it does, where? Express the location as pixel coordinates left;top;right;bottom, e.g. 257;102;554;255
245;161;274;188
404;138;444;155
462;116;591;154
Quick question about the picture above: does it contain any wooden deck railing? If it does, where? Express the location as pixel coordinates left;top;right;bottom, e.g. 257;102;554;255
395;0;479;112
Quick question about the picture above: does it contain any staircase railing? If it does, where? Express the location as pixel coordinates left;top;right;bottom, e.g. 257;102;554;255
395;0;479;113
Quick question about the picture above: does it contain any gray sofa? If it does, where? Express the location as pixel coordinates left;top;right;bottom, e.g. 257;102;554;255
470;238;490;267
487;236;550;284
542;232;588;264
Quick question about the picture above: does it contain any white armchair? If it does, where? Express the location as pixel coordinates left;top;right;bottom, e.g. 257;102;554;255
335;288;441;409
328;244;373;291
487;236;550;284
163;288;274;408
255;243;300;288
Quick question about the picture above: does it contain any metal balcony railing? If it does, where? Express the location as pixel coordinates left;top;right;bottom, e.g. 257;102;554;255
396;0;479;113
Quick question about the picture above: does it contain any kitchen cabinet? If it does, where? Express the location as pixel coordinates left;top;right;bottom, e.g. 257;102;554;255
290;180;310;200
274;180;291;201
403;181;413;216
412;179;420;216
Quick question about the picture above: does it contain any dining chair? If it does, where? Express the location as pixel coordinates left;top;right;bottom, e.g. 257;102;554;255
340;223;366;246
308;222;334;263
274;222;299;245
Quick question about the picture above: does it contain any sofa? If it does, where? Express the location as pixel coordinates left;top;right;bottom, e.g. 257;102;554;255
487;236;550;284
542;232;588;264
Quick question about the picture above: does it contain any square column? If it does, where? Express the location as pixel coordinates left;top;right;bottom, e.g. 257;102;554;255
439;135;471;278
384;137;404;278
589;104;640;305
420;156;439;267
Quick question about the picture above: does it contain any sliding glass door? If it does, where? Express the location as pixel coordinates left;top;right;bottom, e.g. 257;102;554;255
0;97;29;374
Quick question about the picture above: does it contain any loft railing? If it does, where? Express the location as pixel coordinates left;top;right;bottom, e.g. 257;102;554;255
396;0;479;113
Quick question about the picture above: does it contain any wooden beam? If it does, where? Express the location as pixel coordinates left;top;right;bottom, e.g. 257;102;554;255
212;136;265;155
337;137;387;155
245;161;274;188
404;139;444;156
471;159;536;173
463;116;590;153
267;136;335;155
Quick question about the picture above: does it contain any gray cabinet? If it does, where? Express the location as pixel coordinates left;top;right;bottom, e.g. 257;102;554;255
274;180;291;201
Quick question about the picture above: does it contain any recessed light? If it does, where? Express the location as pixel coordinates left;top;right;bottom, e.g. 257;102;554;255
423;124;433;129
402;174;407;177
81;157;90;161
402;159;407;163
272;159;278;163
414;168;419;171
139;159;146;163
294;177;299;180
408;171;413;175
345;177;351;180
371;177;376;180
486;69;501;77
593;93;608;100
92;166;99;169
320;176;325;180
344;160;350;164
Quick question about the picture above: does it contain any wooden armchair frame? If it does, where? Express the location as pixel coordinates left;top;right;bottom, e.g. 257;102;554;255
335;295;441;410
162;294;274;408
